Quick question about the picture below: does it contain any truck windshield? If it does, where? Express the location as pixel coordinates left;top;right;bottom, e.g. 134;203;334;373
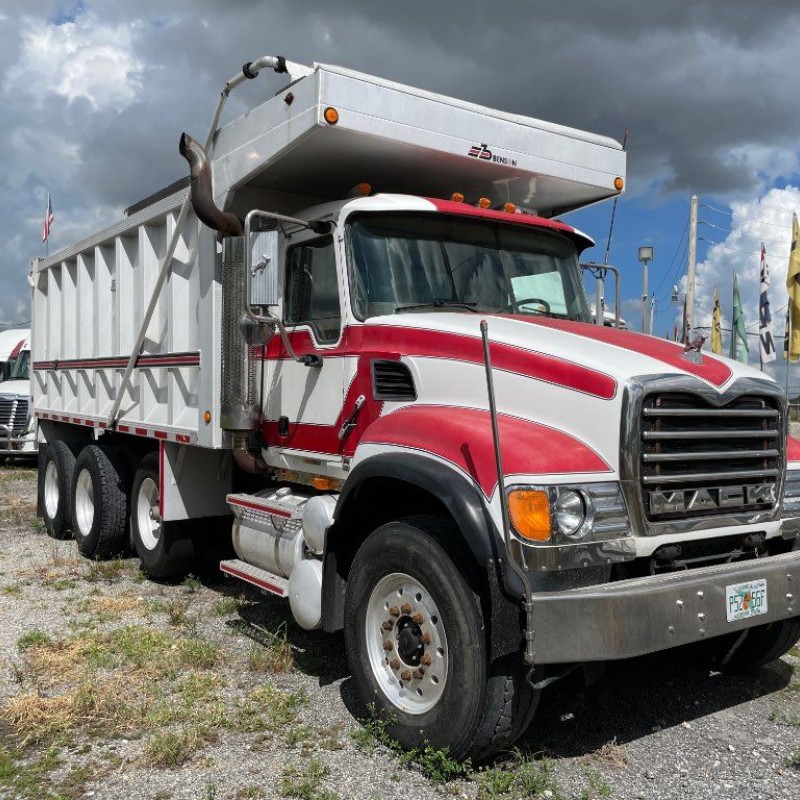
7;351;30;381
348;214;590;322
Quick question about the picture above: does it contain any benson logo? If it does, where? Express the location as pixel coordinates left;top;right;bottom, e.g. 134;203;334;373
650;483;776;515
467;143;517;167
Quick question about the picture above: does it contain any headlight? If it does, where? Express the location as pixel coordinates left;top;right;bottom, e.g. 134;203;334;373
508;482;628;545
554;489;586;537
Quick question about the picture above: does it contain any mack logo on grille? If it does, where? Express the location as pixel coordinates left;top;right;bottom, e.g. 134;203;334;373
650;484;777;515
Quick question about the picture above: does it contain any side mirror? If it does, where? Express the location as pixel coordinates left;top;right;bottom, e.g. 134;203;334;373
247;228;280;308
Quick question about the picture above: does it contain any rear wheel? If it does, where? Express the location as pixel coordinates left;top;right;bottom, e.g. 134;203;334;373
41;441;77;540
131;452;196;579
70;445;128;559
344;515;537;761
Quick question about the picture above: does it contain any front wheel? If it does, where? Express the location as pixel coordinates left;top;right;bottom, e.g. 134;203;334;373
713;617;800;672
344;515;537;761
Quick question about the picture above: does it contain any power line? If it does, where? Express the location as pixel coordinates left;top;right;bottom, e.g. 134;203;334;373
652;217;688;297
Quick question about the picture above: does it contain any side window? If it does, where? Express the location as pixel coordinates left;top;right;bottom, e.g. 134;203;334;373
285;236;341;343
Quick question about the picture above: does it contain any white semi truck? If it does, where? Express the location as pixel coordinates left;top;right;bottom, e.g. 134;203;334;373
31;55;800;760
0;328;36;458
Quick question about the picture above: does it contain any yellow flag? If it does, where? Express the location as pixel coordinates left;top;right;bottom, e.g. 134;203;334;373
711;287;722;354
787;213;800;362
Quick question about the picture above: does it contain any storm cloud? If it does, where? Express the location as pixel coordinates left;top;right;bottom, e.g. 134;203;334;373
3;0;800;322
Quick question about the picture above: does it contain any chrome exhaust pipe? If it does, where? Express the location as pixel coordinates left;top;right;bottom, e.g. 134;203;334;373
179;132;243;237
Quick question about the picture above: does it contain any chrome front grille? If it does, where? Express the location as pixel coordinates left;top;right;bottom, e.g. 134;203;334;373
0;396;29;435
640;393;782;522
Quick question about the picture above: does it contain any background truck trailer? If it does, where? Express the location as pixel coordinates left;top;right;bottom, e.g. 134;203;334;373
31;54;800;761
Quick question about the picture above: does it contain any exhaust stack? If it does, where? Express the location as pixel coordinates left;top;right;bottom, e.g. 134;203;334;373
179;133;243;237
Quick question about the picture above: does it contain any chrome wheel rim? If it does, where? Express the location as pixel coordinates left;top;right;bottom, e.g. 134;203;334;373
44;460;59;519
136;477;161;551
365;572;448;715
74;468;95;536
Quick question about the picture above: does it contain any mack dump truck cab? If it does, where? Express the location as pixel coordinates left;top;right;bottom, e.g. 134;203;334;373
31;56;800;760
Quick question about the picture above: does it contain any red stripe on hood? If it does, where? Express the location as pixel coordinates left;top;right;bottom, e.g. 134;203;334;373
509;317;733;387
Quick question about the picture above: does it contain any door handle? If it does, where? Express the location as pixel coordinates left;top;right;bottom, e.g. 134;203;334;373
338;395;365;441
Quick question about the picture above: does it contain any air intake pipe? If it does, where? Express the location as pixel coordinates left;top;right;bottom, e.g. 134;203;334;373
179;133;243;237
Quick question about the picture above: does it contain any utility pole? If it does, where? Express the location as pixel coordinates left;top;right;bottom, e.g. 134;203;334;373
686;194;698;332
638;246;654;334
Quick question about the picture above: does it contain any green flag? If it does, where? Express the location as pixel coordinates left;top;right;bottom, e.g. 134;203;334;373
730;273;749;364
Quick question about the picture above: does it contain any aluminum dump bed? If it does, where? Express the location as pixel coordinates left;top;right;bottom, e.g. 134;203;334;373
215;63;625;217
30;59;626;451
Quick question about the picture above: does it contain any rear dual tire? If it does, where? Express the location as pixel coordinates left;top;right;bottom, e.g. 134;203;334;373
41;441;76;540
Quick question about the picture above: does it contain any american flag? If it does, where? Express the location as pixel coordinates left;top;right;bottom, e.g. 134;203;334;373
42;193;54;243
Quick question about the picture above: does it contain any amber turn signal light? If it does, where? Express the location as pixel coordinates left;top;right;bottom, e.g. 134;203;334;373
323;106;339;125
508;489;551;542
614;176;624;191
478;197;491;209
503;202;516;214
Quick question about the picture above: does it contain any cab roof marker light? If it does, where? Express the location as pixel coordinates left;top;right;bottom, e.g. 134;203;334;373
323;106;339;125
451;192;465;203
614;177;624;191
503;202;517;214
477;197;491;209
347;182;372;198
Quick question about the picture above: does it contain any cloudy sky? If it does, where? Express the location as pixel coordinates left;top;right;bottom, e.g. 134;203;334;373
3;1;800;381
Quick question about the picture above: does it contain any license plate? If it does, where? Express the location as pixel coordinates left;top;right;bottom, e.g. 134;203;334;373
726;579;768;622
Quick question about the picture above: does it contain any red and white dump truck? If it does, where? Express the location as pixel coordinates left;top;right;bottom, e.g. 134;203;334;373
31;55;800;760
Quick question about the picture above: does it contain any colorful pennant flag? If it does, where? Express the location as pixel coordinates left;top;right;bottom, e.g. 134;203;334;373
759;244;776;363
711;287;723;354
730;273;749;364
787;213;800;362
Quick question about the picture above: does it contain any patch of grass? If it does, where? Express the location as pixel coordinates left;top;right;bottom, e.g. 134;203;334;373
213;595;249;616
247;623;293;673
785;749;800;769
144;726;216;767
84;558;128;583
579;771;612;799
279;757;338;800
2;582;23;596
477;753;563;799
0;496;37;527
234;788;265;800
352;704;471;784
183;574;202;593
17;630;52;651
50;579;76;591
0;744;63;800
165;596;191;625
590;738;628;769
231;685;307;734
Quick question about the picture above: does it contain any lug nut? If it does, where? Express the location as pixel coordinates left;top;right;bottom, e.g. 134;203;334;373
401;670;412;682
412;669;424;680
382;620;394;631
412;612;424;625
389;606;400;617
390;658;401;670
421;632;432;645
400;603;412;614
383;641;394;651
421;654;432;666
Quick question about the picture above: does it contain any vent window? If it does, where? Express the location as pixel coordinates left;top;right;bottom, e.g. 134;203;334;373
372;360;416;401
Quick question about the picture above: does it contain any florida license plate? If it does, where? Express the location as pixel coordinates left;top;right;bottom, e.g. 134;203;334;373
726;579;768;622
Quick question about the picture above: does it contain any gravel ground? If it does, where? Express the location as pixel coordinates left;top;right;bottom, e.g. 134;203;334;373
0;463;798;800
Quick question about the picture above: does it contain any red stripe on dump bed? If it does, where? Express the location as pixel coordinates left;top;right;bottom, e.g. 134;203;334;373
509;317;734;387
32;352;200;371
361;405;611;496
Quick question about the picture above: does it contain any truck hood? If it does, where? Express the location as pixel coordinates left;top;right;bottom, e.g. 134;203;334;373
365;312;765;393
0;380;30;398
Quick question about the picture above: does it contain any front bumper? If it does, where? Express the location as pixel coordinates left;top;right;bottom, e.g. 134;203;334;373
0;424;37;456
530;549;800;664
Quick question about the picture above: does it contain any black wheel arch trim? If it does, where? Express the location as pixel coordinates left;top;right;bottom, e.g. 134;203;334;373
322;452;525;658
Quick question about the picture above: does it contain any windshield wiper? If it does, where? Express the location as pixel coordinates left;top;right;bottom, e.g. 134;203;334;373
395;300;479;313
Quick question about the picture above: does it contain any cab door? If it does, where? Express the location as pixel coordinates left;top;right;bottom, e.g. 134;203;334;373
261;232;347;468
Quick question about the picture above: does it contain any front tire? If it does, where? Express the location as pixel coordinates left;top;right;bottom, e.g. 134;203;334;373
344;515;537;761
42;441;76;540
71;445;128;559
715;617;800;672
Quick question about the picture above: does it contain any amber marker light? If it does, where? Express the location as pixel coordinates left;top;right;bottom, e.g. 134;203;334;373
503;202;516;214
451;192;465;203
614;177;624;191
313;476;339;491
323;106;339;125
508;489;551;542
203;410;211;424
478;197;491;209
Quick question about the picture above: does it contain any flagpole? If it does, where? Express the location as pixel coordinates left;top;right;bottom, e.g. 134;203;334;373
787;310;792;400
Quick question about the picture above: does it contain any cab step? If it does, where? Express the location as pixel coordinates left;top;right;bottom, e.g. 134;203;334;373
220;559;289;598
